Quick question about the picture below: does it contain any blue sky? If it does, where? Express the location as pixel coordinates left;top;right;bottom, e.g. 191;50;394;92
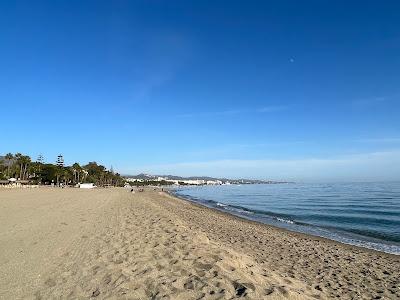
1;0;400;181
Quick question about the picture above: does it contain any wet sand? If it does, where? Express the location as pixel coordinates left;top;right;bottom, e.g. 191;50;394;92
0;188;399;299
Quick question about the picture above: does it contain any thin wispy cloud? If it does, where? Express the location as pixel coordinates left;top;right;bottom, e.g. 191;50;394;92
124;150;400;182
129;32;192;101
184;141;307;157
178;109;243;118
357;137;400;143
352;96;386;106
256;105;288;113
178;105;288;118
351;93;399;107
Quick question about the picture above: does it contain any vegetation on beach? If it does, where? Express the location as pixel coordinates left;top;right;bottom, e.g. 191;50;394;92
0;153;125;187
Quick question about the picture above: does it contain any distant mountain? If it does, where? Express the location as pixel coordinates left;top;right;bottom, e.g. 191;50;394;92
126;173;159;180
123;173;284;184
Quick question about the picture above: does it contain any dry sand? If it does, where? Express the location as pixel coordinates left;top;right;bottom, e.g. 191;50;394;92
0;188;399;299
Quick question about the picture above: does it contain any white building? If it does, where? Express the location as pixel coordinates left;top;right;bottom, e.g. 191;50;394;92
78;183;95;189
126;178;144;183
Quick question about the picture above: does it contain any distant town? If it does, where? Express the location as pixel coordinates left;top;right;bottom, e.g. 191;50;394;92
124;173;288;186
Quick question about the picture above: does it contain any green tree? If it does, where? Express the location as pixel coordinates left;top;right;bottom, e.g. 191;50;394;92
71;162;82;184
14;153;22;179
40;164;58;184
5;153;13;178
22;156;31;180
32;155;45;184
62;167;73;185
2;151;126;187
56;154;64;185
15;154;31;180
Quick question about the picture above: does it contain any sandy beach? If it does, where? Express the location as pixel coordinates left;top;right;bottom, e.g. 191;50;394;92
0;188;399;299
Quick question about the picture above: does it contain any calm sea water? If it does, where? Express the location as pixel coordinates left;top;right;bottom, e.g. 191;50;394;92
173;182;400;255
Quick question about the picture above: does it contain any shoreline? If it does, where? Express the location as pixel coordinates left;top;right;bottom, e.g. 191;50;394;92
168;189;400;257
159;189;399;299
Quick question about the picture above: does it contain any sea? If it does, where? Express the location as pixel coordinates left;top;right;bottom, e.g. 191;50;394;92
172;182;400;255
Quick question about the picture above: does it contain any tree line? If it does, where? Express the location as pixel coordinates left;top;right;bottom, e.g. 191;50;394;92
0;153;125;187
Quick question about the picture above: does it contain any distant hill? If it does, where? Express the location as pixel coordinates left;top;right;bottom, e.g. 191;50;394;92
123;173;285;184
0;156;17;166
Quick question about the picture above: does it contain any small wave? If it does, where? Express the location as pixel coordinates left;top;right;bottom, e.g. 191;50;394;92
173;189;400;254
276;217;294;224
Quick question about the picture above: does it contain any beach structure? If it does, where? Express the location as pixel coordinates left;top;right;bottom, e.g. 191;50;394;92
78;183;95;189
0;179;34;188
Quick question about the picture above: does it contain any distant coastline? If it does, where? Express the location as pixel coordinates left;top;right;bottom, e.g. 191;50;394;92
124;173;290;186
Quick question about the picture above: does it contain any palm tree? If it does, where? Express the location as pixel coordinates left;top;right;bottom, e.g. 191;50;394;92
5;153;13;178
35;155;44;184
14;153;23;179
71;163;82;184
62;168;73;186
16;155;31;180
22;156;31;180
81;169;88;183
